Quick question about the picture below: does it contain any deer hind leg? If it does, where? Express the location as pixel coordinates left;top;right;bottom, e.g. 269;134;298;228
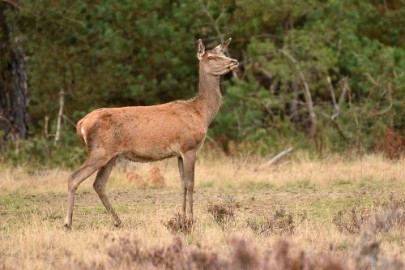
64;157;105;229
182;150;196;219
178;157;186;216
93;157;121;227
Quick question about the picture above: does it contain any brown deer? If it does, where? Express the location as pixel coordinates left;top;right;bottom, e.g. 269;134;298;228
64;38;238;229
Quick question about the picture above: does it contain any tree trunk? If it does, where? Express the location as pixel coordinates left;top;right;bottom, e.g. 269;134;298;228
0;4;29;142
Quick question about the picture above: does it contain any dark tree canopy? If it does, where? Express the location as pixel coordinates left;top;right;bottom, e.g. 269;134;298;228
1;0;405;164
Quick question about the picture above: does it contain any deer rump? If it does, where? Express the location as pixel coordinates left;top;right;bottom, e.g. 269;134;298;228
76;101;207;163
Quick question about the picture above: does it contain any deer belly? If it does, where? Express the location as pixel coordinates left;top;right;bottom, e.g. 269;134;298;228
121;144;180;162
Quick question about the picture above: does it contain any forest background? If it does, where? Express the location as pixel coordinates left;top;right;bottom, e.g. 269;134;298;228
1;0;405;167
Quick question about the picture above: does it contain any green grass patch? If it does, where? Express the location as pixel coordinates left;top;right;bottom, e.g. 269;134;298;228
242;181;276;190
279;180;318;191
0;193;35;211
199;181;215;188
307;196;374;221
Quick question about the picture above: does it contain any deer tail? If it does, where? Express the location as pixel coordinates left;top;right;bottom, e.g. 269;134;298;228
76;119;85;143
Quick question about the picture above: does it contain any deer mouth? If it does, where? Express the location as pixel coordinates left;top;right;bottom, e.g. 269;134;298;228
228;63;239;70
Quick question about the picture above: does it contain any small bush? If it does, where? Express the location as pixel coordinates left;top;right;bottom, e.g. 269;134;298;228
107;237;187;269
247;209;306;235
207;203;235;230
333;208;371;234
356;232;404;270
162;213;195;235
369;194;405;233
373;193;405;210
230;239;259;269
371;208;405;234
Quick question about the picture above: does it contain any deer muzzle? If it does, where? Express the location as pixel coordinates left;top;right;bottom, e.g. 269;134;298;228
229;59;239;70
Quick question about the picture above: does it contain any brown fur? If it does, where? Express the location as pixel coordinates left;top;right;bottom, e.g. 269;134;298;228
64;38;238;229
76;120;84;142
79;102;207;162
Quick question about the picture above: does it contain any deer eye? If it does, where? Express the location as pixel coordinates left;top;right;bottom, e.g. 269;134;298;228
208;56;215;60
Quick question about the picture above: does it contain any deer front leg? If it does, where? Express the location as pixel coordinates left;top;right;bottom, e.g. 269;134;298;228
178;157;186;216
182;150;196;219
93;158;121;227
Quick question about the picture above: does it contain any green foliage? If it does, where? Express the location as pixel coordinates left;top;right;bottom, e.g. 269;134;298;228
2;0;405;165
9;0;209;132
222;0;405;154
3;130;86;169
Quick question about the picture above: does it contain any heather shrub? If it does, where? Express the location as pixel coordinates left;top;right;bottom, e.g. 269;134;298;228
163;213;195;235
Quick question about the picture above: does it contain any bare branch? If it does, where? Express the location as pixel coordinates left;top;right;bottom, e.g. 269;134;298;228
54;89;65;146
327;76;339;120
259;147;294;169
319;76;352;141
372;81;394;117
373;102;393;116
331;118;352;141
364;73;380;86
327;76;338;111
44;116;49;140
62;114;77;128
363;74;394;117
278;49;297;63
198;0;224;43
205;134;221;149
338;77;349;105
260;67;273;80
279;49;317;138
321;112;352;141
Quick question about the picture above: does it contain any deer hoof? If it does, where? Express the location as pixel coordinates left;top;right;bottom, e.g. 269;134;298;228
64;222;72;231
114;220;122;227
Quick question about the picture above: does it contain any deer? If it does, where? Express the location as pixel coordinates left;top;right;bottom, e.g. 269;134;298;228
64;38;238;229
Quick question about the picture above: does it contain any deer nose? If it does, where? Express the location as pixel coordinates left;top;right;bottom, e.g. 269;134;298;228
231;59;238;65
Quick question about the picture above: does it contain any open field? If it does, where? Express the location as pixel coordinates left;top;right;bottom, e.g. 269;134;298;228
1;154;405;269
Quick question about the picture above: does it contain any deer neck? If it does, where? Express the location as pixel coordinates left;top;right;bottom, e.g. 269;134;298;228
196;67;222;127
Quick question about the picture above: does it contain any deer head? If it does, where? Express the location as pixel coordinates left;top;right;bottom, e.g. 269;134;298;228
197;38;238;76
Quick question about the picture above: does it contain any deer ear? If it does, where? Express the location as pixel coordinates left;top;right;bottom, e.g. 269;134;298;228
213;38;232;53
221;38;231;51
197;39;205;60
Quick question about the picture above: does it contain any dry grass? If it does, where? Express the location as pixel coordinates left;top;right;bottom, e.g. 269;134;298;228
0;153;405;269
1;153;404;194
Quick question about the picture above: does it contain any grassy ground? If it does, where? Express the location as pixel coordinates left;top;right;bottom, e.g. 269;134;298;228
0;154;404;269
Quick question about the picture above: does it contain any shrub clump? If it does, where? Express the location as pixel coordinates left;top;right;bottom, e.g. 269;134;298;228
70;236;347;270
162;213;195;235
333;195;405;235
207;203;235;230
333;208;371;234
333;195;405;269
247;209;306;235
